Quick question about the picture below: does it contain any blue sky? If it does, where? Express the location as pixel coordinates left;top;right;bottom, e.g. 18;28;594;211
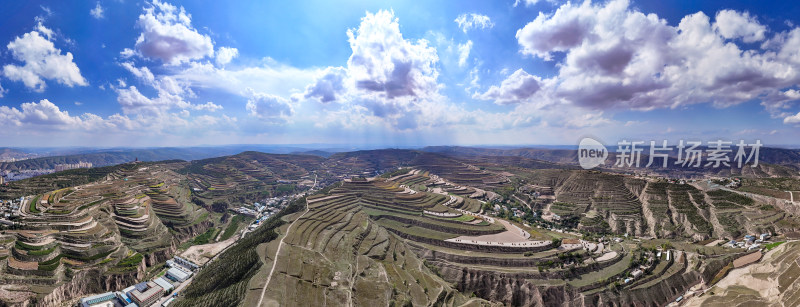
0;0;799;148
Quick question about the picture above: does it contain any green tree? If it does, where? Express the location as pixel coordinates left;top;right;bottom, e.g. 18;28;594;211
212;200;229;213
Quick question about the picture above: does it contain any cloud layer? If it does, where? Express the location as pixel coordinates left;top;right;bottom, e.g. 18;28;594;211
3;0;800;146
475;0;800;127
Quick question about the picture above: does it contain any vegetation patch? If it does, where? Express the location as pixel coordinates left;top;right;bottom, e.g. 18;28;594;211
764;241;785;251
113;252;144;271
29;195;41;213
173;197;304;307
193;228;218;246
707;189;754;206
220;215;244;241
78;199;104;210
38;255;63;271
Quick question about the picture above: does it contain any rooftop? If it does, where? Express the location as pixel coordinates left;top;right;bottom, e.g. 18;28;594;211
167;267;190;280
129;281;163;303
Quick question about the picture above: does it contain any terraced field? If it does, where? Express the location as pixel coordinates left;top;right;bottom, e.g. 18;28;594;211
182;152;325;206
685;241;800;306
500;167;797;241
411;153;509;189
640;182;714;240
0;162;216;304
2;148;798;306
547;171;644;235
252;175;717;306
255;179;486;306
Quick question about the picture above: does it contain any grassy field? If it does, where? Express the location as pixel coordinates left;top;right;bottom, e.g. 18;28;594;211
765;241;785;251
220;215;245;241
568;252;633;288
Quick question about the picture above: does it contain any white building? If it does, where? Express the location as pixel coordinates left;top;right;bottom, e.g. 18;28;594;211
154;277;174;292
166;267;191;282
172;256;199;271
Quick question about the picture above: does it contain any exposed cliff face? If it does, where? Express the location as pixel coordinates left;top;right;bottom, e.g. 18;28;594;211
142;219;211;267
430;255;701;307
606;213;643;237
35;259;146;307
145;240;179;267
435;262;579;306
670;212;709;242
24;219;209;306
584;270;700;307
170;219;213;242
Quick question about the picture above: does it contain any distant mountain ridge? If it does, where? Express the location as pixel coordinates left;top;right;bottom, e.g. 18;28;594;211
2;145;799;178
0;146;343;171
422;145;800;169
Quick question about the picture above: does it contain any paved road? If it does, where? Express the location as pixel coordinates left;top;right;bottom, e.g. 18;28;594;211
513;195;532;210
155;275;193;306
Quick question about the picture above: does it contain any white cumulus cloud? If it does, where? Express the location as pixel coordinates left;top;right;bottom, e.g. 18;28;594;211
347;10;440;99
192;101;223;112
515;1;596;60
215;47;238;66
454;13;494;33
0;99;81;127
120;62;155;84
301;67;348;103
785;112;800;124
133;0;214;64
2;23;87;92
90;2;104;19
116;86;175;115
474;69;542;104
713;10;766;43
500;0;800;116
245;88;294;123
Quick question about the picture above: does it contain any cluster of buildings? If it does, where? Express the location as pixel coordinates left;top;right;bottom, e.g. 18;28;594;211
706;177;741;188
231;206;258;216
624;249;673;284
489;203;530;219
727;233;771;250
2;169;55;181
624;268;645;284
78;256;199;307
724;178;741;188
490;204;521;217
666;178;689;185
55;161;93;172
246;196;294;231
232;195;290;217
0;198;21;222
0;161;93;183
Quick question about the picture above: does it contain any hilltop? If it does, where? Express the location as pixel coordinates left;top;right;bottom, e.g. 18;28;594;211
0;148;798;306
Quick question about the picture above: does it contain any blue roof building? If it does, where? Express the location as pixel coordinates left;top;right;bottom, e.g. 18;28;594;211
79;292;117;307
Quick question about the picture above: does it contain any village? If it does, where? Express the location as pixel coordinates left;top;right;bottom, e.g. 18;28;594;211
232;190;316;235
0;197;22;224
